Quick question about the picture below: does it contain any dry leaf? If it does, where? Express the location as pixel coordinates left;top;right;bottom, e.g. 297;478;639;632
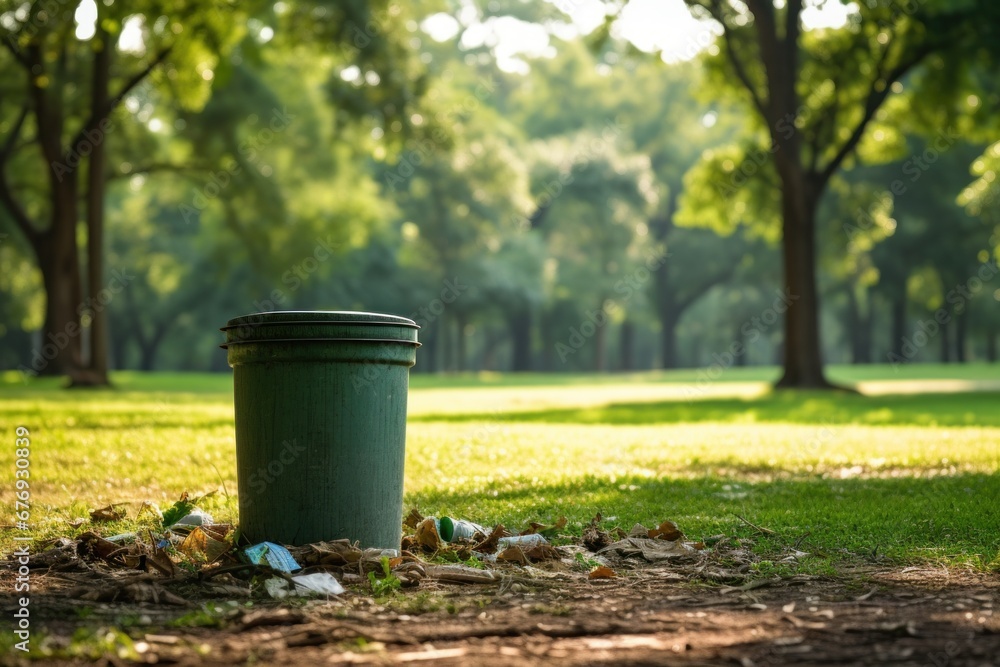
290;539;363;567
589;566;616;580
648;520;682;541
473;524;507;554
524;544;560;562
598;537;700;562
522;516;567;538
201;524;232;541
147;546;176;577
582;514;611;552
403;508;424;529
415;517;442;551
178;527;230;563
496;546;529;565
78;532;127;565
90;505;127;522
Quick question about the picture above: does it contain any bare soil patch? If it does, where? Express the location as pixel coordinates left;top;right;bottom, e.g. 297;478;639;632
4;561;997;666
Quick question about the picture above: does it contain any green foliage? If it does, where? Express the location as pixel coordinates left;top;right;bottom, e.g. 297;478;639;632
367;555;402;596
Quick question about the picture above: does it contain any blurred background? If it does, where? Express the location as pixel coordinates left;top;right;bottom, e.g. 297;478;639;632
0;0;997;384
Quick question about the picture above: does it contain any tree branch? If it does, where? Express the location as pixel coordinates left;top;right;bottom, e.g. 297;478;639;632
676;258;739;312
818;44;933;184
0;31;31;70
0;104;29;164
707;1;770;122
805;73;843;173
784;0;801;56
66;45;173;160
0;104;38;241
0;169;39;243
23;42;63;169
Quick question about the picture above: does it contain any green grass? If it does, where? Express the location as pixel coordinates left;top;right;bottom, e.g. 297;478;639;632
0;367;998;570
414;390;1000;427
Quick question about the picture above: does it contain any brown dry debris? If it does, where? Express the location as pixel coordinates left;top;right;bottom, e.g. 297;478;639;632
89;504;127;522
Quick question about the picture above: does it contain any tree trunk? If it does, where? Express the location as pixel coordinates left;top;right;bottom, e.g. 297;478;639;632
619;319;635;371
846;287;872;364
651;194;679;370
890;289;906;360
939;320;951;363
858;287;873;364
455;313;467;372
593;303;607;372
954;311;967;362
659;310;679;369
733;323;747;366
508;306;532;372
138;327;169;371
480;329;501;370
987;330;997;362
79;24;112;386
34;203;83;377
775;184;829;388
420;326;439;373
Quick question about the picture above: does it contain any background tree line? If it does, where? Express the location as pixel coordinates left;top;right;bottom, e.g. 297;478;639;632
0;0;997;384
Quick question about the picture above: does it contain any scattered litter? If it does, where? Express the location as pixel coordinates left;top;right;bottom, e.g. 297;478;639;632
106;532;137;543
170;509;214;530
439;517;486;542
245;542;301;572
17;506;777;608
264;572;346;599
498;534;549;549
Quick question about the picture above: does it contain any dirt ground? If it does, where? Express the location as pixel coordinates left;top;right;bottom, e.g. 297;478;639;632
4;564;998;666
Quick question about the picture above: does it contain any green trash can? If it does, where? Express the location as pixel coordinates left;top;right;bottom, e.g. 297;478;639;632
222;311;419;548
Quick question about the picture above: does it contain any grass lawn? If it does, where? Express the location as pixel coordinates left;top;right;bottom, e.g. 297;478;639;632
0;365;998;572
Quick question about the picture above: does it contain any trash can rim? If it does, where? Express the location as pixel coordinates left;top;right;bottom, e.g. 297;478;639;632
220;336;422;350
220;319;420;332
222;310;419;331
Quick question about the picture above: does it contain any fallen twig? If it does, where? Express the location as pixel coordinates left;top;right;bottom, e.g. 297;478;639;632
733;514;775;536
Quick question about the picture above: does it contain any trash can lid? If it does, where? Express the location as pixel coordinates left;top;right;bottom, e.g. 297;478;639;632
223;310;418;330
221;310;420;349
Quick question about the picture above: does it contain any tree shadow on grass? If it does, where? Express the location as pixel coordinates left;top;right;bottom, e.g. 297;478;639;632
407;472;1000;565
412;391;1000;427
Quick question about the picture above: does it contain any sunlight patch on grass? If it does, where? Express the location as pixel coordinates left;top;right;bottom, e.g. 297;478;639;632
0;370;998;568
